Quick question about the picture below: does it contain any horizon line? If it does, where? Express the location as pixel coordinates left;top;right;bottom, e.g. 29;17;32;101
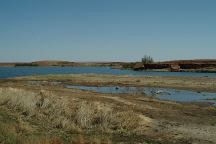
0;58;216;63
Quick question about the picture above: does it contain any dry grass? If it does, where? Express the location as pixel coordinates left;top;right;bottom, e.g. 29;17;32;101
20;137;62;144
0;88;39;115
0;87;142;135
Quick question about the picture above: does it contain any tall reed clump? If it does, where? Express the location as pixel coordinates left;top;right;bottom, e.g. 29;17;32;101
0;87;141;134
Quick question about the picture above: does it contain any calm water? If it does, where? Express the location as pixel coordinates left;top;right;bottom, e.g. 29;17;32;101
66;85;216;106
0;66;216;78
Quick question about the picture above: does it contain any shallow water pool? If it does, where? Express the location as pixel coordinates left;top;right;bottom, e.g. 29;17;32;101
65;85;216;106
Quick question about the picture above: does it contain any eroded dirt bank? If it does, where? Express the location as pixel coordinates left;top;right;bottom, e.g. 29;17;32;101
0;74;216;143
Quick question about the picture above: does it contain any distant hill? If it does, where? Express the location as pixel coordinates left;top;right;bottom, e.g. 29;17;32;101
32;60;75;66
0;60;127;67
0;60;216;71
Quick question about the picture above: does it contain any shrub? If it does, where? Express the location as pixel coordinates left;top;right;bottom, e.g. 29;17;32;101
15;63;38;67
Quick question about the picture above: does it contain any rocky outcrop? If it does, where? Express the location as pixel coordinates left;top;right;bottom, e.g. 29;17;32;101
179;64;216;69
133;63;170;70
170;64;180;72
144;64;170;69
133;62;145;71
132;59;216;72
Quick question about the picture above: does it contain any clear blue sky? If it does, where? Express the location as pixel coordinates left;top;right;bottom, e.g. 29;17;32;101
0;0;215;62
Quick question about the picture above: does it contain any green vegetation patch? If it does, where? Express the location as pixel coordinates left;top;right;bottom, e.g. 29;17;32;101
142;55;154;64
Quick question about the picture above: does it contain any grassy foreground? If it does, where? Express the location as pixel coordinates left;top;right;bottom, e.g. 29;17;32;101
1;74;216;143
0;87;152;144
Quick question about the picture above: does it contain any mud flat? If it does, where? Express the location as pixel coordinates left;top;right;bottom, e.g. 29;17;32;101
0;74;216;143
13;74;216;92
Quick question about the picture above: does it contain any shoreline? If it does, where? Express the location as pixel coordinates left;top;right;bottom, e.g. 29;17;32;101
0;59;216;73
10;74;216;92
0;65;216;75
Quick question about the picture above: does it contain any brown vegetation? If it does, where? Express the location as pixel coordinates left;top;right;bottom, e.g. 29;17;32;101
0;87;142;132
1;74;216;143
0;87;146;143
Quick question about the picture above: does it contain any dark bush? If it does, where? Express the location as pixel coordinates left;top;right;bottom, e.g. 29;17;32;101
15;63;38;67
142;55;154;64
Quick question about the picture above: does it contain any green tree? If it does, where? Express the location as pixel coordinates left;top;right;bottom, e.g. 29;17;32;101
141;55;154;64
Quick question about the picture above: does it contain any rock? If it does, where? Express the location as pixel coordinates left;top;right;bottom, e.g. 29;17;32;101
155;90;171;95
133;62;145;71
170;64;180;72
